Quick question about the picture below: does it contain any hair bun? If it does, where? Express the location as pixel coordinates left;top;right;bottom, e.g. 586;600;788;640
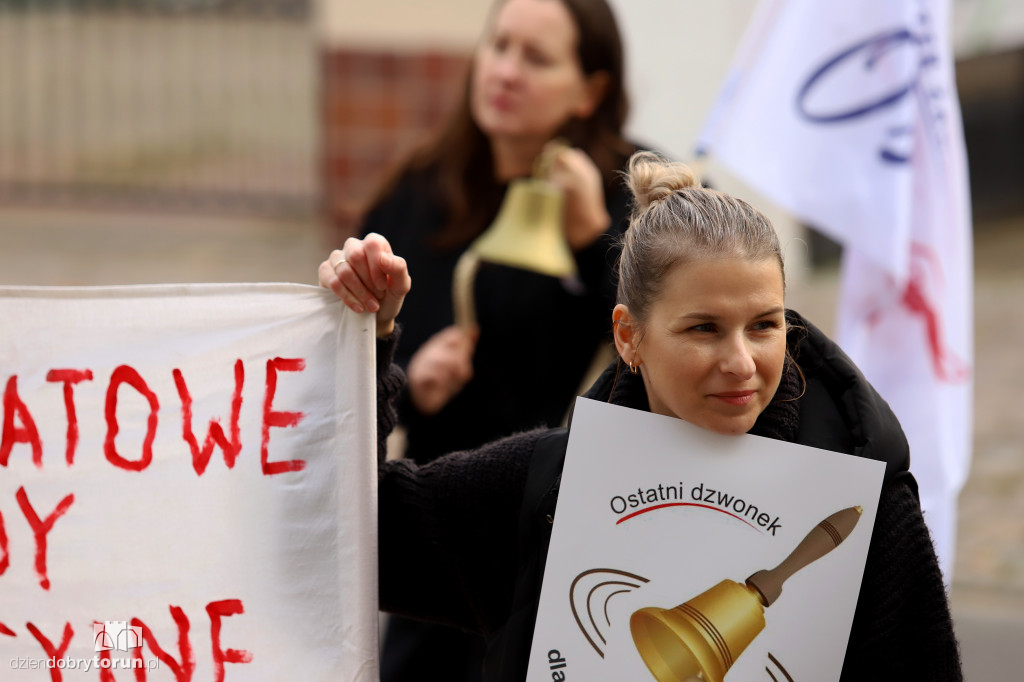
626;151;697;211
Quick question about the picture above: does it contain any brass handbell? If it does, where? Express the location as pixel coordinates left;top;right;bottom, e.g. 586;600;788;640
630;506;863;682
469;177;576;278
452;142;576;329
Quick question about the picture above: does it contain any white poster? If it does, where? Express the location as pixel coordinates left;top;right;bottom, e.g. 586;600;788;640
527;399;884;682
0;284;377;680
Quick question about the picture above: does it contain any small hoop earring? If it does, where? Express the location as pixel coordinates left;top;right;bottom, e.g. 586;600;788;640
628;359;640;375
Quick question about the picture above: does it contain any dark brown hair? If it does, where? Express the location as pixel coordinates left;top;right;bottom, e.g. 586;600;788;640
367;0;632;251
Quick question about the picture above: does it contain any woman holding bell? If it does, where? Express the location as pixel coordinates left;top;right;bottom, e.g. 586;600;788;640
350;0;638;679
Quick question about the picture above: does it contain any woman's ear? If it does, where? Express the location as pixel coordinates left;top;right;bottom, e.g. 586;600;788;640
612;304;639;364
572;70;609;119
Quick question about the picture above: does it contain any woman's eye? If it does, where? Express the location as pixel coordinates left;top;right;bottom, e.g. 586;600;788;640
689;323;716;333
752;320;780;331
491;36;509;53
524;48;553;66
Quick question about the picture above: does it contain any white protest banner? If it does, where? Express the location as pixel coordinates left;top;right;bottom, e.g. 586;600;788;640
527;399;884;682
695;0;973;577
0;283;377;680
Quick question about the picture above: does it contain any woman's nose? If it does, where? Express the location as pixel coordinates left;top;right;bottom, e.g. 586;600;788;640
719;335;757;379
492;49;523;83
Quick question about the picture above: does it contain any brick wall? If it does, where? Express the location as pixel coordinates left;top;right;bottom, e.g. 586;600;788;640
320;48;469;239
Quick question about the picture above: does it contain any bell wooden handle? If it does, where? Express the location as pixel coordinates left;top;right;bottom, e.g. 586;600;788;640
745;506;862;607
532;138;569;179
452;251;480;330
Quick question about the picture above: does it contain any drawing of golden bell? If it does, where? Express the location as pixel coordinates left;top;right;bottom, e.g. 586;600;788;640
630;506;863;682
468;177;577;279
631;579;765;682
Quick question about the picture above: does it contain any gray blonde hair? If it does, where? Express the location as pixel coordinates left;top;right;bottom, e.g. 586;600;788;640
617;151;785;324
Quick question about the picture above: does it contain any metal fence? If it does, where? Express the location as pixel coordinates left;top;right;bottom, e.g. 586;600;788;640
0;0;316;216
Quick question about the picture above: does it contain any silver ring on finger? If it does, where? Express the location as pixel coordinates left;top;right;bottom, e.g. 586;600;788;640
333;258;347;273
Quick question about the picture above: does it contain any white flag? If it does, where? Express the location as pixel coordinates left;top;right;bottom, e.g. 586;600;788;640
697;0;973;578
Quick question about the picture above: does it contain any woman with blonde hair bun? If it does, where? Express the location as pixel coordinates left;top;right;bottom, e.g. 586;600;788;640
320;151;962;682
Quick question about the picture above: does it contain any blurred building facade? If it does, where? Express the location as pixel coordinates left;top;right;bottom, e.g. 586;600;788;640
1;0;1020;231
0;0;318;216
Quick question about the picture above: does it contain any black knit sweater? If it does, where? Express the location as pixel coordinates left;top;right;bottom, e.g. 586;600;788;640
375;319;962;681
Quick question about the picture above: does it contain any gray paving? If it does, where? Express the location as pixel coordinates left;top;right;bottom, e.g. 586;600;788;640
1;207;1022;679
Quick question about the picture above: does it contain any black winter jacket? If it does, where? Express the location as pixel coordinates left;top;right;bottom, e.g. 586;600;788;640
376;312;962;681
